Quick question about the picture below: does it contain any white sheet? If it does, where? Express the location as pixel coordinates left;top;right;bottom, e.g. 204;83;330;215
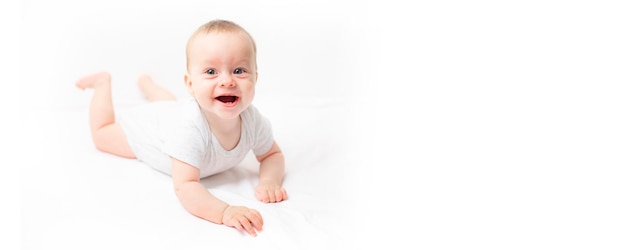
21;96;368;250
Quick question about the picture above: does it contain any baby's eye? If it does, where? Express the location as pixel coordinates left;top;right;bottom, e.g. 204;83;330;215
233;68;246;74
205;69;217;75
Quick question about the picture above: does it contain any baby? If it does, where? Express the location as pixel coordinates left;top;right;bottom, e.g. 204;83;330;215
76;19;287;236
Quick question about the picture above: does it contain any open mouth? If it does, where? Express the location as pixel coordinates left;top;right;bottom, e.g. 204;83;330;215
215;95;239;104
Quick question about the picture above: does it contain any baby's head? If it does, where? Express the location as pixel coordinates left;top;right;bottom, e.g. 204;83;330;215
186;19;257;72
184;19;259;121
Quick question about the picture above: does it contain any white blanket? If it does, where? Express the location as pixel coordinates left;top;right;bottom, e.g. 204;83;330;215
21;97;367;250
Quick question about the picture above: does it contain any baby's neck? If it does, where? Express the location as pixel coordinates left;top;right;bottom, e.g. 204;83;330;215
205;115;242;151
206;115;241;135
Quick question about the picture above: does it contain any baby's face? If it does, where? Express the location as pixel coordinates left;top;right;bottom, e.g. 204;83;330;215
185;31;257;121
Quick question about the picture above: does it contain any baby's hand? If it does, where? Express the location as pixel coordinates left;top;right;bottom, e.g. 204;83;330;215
221;206;263;236
255;181;288;203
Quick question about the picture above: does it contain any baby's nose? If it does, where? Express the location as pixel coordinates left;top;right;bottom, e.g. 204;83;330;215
220;77;236;87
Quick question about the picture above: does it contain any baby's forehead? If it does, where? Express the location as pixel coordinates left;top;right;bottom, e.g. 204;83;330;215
195;29;243;39
185;28;258;70
189;32;255;59
191;30;254;48
186;31;257;66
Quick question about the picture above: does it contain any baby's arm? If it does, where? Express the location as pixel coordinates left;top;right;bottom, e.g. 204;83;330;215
171;158;263;236
255;141;288;203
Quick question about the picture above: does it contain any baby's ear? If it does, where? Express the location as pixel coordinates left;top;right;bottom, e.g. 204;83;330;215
184;74;194;95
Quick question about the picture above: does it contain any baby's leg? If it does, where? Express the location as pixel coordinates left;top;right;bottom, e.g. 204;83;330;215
137;74;177;102
76;72;135;158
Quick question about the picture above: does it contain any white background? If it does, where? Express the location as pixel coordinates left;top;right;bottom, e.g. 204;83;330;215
13;0;626;249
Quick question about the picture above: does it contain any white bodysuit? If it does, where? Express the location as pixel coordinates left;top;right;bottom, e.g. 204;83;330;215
118;97;274;178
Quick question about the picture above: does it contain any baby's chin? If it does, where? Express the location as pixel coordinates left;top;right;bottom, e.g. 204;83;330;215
211;110;243;120
206;105;248;120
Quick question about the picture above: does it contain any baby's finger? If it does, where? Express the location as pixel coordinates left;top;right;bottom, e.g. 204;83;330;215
262;194;270;203
267;189;276;203
274;189;285;202
281;188;288;200
247;211;263;231
232;220;244;232
239;217;257;236
254;209;264;227
256;189;269;203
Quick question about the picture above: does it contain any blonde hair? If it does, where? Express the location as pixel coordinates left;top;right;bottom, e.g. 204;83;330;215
185;19;257;71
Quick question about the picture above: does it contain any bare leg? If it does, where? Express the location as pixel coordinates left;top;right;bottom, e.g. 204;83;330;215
76;72;135;158
137;74;177;102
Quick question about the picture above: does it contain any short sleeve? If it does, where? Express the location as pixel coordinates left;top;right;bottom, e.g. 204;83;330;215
245;106;274;156
161;100;209;169
162;124;207;169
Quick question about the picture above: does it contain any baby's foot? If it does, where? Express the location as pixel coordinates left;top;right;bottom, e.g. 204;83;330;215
75;72;111;90
136;74;176;101
137;74;156;92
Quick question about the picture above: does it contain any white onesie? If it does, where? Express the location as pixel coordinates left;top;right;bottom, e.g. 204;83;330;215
118;97;274;178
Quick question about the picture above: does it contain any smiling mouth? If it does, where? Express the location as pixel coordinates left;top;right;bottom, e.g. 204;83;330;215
216;96;239;104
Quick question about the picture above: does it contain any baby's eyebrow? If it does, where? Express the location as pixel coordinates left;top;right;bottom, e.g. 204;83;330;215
235;61;251;66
